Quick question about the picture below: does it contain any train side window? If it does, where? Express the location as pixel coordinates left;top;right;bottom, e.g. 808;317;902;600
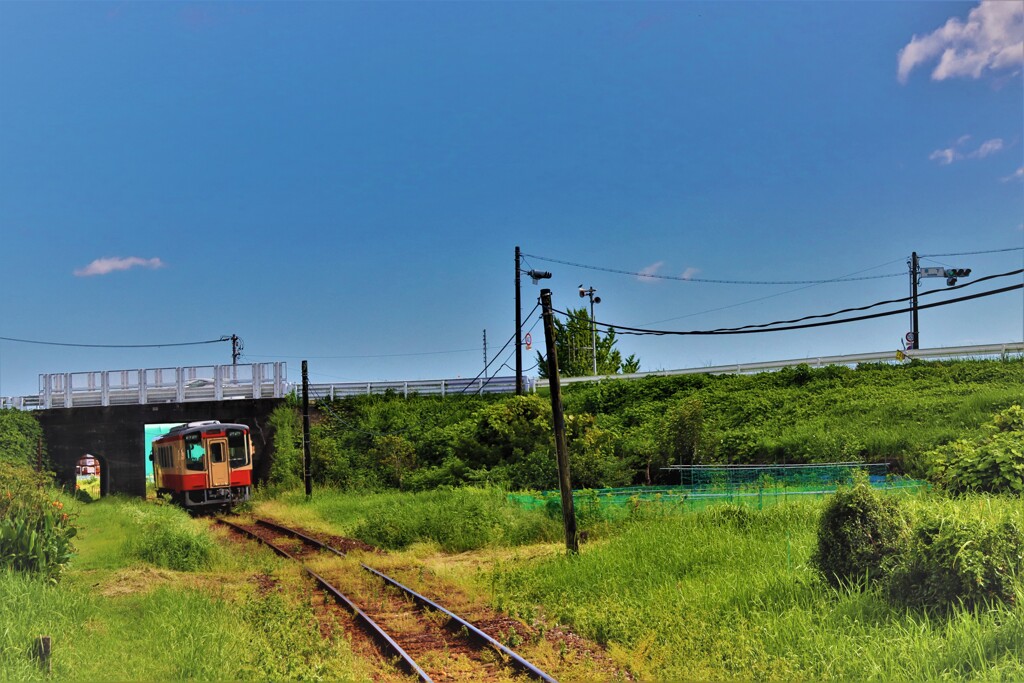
227;429;249;467
210;442;225;463
184;434;206;471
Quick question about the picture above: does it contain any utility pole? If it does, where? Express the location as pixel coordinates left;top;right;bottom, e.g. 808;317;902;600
301;360;312;498
231;335;242;365
514;246;551;394
909;253;920;350
483;329;488;379
579;285;601;375
540;288;579;554
515;247;522;394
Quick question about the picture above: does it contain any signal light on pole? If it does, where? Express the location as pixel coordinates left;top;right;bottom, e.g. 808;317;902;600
945;267;971;286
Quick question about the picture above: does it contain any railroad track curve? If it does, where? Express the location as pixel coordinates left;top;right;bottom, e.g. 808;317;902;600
217;517;557;683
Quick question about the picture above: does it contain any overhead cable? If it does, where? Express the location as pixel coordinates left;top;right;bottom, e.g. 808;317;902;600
642;268;1021;333
0;334;231;349
919;246;1023;258
522;253;904;285
558;283;1022;337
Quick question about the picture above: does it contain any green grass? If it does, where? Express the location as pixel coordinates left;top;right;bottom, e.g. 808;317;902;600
490;493;1024;681
262;486;563;552
0;494;369;682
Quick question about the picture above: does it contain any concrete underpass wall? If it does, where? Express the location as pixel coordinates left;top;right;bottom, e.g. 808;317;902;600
36;398;284;498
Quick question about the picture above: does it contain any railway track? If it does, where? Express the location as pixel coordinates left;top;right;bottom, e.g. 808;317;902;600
218;517;557;683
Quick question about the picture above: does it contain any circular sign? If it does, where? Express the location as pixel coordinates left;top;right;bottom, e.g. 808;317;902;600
524;332;533;350
905;332;916;344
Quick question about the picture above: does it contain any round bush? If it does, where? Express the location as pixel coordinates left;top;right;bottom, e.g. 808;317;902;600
811;482;906;588
887;513;1022;612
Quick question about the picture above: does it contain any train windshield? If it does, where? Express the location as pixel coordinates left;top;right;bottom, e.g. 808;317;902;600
184;433;206;471
227;429;249;467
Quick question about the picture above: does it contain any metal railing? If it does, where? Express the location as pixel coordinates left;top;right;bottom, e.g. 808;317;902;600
536;342;1024;388
5;362;288;409
1;342;1019;410
300;375;531;400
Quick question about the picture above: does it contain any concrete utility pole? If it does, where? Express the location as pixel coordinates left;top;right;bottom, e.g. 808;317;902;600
540;288;579;554
909;253;919;350
579;285;601;374
514;246;551;394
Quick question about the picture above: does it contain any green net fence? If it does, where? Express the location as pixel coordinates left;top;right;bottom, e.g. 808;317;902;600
509;462;926;513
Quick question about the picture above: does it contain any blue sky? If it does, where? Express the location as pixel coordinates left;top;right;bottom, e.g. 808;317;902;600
1;1;1022;398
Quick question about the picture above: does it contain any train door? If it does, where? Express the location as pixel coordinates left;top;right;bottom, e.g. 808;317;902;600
207;438;230;488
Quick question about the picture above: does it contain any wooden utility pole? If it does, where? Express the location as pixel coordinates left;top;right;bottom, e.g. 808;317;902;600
302;360;312;498
540;288;579;554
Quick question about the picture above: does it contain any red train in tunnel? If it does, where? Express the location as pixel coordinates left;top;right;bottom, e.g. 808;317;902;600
150;420;253;511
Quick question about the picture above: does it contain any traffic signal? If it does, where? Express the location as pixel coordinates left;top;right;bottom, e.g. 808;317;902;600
945;267;971;286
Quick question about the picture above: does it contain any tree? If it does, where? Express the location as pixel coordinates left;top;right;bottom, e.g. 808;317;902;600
536;306;640;378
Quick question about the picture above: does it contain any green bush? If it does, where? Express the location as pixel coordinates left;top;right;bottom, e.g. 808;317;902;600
888;511;1022;612
811;480;906;588
0;464;76;580
121;503;213;571
926;405;1024;494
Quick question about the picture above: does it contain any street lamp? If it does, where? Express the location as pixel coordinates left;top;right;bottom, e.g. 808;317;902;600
515;246;552;394
579;285;601;375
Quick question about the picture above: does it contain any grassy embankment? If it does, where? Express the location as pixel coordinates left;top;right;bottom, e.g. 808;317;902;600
255;486;1024;682
0;494;371;681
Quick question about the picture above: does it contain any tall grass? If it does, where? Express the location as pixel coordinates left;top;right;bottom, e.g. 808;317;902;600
266;486;562;552
491;494;1024;681
0;496;367;681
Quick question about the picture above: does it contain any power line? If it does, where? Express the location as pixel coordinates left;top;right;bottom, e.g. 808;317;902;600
641;257;909;325
562;282;1022;337
919;246;1023;258
522;252;904;285
642;268;1021;334
0;334;231;349
245;348;478;360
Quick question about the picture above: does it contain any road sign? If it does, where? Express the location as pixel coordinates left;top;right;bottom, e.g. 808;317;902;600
525;333;532;350
905;332;916;345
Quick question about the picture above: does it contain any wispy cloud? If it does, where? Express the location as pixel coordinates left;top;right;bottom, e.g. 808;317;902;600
74;256;166;277
898;1;1023;84
1001;166;1024;182
680;267;700;281
929;136;1004;165
636;261;664;281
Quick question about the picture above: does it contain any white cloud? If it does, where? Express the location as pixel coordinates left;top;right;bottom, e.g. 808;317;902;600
898;1;1023;84
636;261;664;281
74;256;166;277
680;267;700;281
1003;166;1024;182
929;136;1004;164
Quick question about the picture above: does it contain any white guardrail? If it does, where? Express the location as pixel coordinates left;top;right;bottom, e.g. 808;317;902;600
535;342;1024;388
300;375;534;400
0;343;1020;409
1;363;287;410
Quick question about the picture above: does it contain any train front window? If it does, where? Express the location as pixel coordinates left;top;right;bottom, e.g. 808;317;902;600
184;433;206;471
227;429;249;467
210;442;225;463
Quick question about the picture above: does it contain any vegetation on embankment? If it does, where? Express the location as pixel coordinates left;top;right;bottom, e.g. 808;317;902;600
271;357;1024;491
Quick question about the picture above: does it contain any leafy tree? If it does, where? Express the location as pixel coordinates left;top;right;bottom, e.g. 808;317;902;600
0;408;44;467
536;306;639;377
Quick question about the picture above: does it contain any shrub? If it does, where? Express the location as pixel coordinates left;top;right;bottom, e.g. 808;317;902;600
0;464;76;580
811;480;906;588
122;503;213;571
888;511;1022;612
926;405;1024;494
